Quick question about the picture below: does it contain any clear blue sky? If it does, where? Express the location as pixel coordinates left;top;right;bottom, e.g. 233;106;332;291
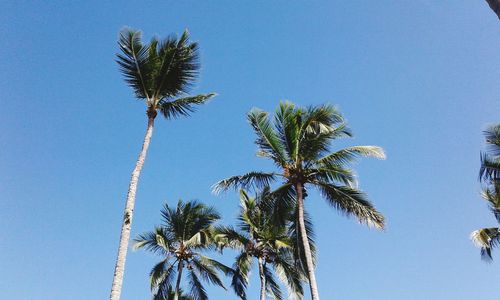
1;1;499;299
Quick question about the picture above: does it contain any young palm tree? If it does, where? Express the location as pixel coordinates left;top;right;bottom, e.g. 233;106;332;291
215;189;304;300
110;28;215;300
134;200;232;300
214;101;386;300
471;125;500;260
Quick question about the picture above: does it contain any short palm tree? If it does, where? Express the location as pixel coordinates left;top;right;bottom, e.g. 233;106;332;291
134;200;232;300
215;189;304;300
471;124;500;260
110;28;215;300
214;101;386;300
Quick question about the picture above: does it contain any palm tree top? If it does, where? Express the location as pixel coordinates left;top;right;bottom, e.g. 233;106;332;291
214;101;386;229
134;200;232;300
116;28;216;119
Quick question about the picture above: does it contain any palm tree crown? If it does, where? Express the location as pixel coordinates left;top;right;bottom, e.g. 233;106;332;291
134;200;232;300
117;28;215;119
471;124;500;260
214;101;386;300
215;189;304;300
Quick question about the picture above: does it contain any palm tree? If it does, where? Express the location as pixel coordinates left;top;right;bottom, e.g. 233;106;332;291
215;189;304;300
110;28;215;300
471;125;500;260
154;286;193;300
214;101;386;300
134;200;232;300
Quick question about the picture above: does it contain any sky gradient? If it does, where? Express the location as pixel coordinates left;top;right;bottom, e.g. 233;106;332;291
1;1;500;299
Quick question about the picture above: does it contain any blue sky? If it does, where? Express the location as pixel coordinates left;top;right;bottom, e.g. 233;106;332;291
1;1;499;299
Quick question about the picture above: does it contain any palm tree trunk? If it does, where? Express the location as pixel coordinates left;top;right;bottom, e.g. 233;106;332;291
110;115;155;300
174;261;184;300
296;182;320;300
258;257;266;300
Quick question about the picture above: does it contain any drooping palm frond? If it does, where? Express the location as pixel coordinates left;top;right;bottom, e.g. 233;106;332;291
273;249;304;300
212;171;278;194
190;257;227;289
158;93;215;119
479;125;500;183
289;206;316;272
263;263;283;300
150;258;177;290
471;227;500;261
188;270;208;300
315;182;385;229
231;252;252;300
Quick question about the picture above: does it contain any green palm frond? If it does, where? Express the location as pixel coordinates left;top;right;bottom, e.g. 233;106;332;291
158;93;215;119
153;30;199;100
471;227;500;261
231;252;252;299
263;263;283;300
289;206;316;271
479;125;500;183
212;172;278;194
150;259;177;291
317;146;386;166
273;249;304;300
188;270;208;300
315;182;385;229
190;257;226;289
133;227;172;255
116;29;152;100
248;108;288;166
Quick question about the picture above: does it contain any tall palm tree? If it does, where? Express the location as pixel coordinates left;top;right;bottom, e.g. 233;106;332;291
134;200;232;300
215;189;304;300
214;101;386;300
471;124;500;260
110;28;215;300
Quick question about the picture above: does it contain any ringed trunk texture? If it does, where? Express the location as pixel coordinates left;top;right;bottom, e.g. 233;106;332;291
258;257;266;300
296;182;320;300
174;261;184;300
109;116;155;300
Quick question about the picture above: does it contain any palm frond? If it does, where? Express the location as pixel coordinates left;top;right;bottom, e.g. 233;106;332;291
188;269;208;300
275;101;300;161
212;172;278;194
158;93;215;119
152;30;200;100
273;249;304;300
248;108;288;166
480;153;500;183
471;227;500;261
289;206;316;274
116;28;151;99
231;252;252;300
190;257;226;289
315;182;385;229
317;146;386;166
263;263;283;300
150;258;177;291
213;225;249;250
133;227;172;256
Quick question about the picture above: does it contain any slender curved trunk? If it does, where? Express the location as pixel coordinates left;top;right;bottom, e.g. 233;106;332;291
109;115;155;300
174;261;184;300
258;257;266;300
296;182;320;300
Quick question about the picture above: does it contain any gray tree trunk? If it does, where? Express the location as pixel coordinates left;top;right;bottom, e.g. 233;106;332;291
258;257;266;300
109;116;155;300
296;182;320;300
